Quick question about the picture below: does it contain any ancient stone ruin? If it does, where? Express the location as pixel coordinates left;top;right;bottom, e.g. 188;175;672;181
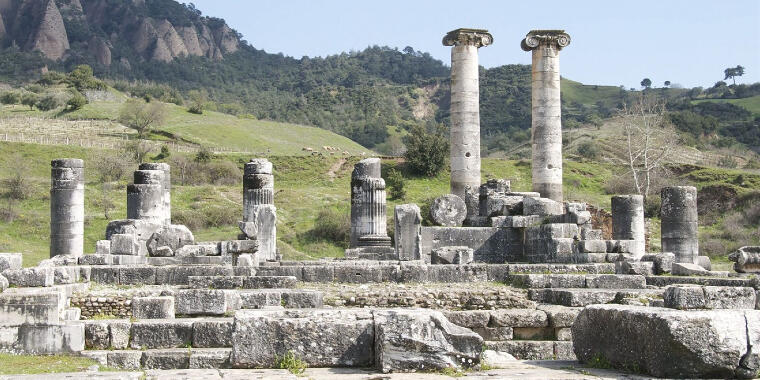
0;28;758;379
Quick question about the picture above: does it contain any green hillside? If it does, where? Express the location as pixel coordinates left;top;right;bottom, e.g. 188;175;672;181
693;95;760;116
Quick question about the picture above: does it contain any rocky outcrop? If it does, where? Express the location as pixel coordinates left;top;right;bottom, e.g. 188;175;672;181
23;0;70;60
0;0;240;63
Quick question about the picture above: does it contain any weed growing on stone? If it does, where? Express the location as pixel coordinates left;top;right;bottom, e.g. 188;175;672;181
586;353;613;369
89;314;118;320
276;350;307;375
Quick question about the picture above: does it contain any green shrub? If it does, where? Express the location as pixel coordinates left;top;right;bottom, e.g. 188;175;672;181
576;140;599;159
403;123;448;177
35;94;63;111
385;168;406;200
155;145;171;160
194;147;213;163
0;91;20;105
308;206;350;247
276;351;307;375
20;93;38;109
66;92;87;111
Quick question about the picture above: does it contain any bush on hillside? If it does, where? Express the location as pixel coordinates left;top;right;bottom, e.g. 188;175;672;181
66;92;87;111
35;94;64;111
118;99;168;137
403;123;448;177
20;93;38;109
308;207;350;247
576;140;599;160
385;168;406;200
0;91;20;105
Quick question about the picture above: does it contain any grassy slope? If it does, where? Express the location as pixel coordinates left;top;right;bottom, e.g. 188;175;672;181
692;94;760;116
560;78;625;105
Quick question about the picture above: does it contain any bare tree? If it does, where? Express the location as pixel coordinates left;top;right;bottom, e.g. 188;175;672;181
118;99;167;137
619;93;677;202
89;150;134;219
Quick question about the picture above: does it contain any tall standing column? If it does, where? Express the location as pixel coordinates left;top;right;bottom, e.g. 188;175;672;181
50;158;84;258
612;195;646;258
242;159;277;261
443;28;493;202
349;158;391;248
521;30;571;202
139;163;171;225
661;186;699;264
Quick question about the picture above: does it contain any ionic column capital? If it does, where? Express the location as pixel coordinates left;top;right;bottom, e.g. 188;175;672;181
521;30;571;51
443;28;493;48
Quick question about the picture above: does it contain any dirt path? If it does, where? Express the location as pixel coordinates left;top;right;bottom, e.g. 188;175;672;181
326;158;347;179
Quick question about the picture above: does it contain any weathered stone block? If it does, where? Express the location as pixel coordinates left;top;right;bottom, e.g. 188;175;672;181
523;197;563;216
119;266;156;285
95;240;111;256
175;289;236;315
18;323;84;354
109;321;131;349
107;351;142;369
664;286;756;310
374;309;483;373
130;320;193;349
141;349;190;369
585;274;646;289
431;246;474;264
79;254;111;266
110;234;139;256
443;310;491;328
231;309;374;368
2;267;54;287
190;348;231;369
430;194;467;227
0;253;22;272
132;296;175;319
90;266;119;284
730;246;760;273
578;240;607;253
672;262;711;276
193;318;233;348
0;274;7;292
395;204;422;261
573;304;760;378
490;309;548;328
146;225;194;257
84;321;110;350
176;244;219;257
0;293;61;324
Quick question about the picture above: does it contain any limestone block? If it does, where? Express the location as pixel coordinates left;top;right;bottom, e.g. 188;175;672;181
146;225;194;256
175;289;236;315
190;348;231;369
0;274;7;292
641;252;675;274
109;321;131;349
585;274;646;289
431;246;474;264
18;323;84;354
175;244;219;257
251;205;277;261
118;266;156;285
155;265;234;285
697;255;712;271
616;261;655;276
672;262;711;276
536;305;581;328
0;293;62;324
79;254;111;265
523;197;563;216
84;321;110;350
525;223;579;240
238;221;258;240
230;309;374;368
472;326;514;341
578;240;607;253
483;195;523;217
664;286;756;310
490;309;548;328
111;234;139;256
581;228;603;240
107;351;142;369
130;320;193;349
394;204;422;261
235;254;257;267
141;349;190;369
95;240;111;256
53;266;80;284
90;266;119;284
572;304;760;378
105;219;162;256
111;255;148;265
2;267;54;287
374;308;483;373
132;296;175;319
226;240;259;254
730;246;760;273
430;194;467;227
193;318;233;348
443;310;491;328
0;253;23;272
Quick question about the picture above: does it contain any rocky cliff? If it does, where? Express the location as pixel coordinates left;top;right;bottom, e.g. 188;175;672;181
0;0;240;64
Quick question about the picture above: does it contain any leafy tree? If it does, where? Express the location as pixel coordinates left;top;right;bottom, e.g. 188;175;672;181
187;89;207;114
0;91;20;105
384;168;406;199
66;92;87;111
20;93;38;109
576;140;599;159
724;65;745;85
35;94;63;111
118;99;168;137
67;64;106;92
403;123;448;177
664;81;671;87
640;78;652;89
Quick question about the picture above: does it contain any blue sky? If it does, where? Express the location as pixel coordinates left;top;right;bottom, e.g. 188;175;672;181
185;0;759;89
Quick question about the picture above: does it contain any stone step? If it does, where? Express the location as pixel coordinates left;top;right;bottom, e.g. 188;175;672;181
90;265;234;286
646;275;754;288
187;276;297;289
173;289;323;316
529;288;663;307
506;263;615;275
81;348;232;370
85;318;234;350
509;273;646;289
484;340;575;361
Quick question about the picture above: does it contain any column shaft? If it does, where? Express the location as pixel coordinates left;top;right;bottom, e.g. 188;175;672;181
450;44;481;200
50;159;84;258
531;45;563;201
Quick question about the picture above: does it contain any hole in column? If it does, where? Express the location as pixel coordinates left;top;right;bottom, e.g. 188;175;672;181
465;152;471;158
547;164;554;169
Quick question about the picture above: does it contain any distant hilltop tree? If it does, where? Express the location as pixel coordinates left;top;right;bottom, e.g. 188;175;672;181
664;81;671;88
724;65;745;85
640;78;652;89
